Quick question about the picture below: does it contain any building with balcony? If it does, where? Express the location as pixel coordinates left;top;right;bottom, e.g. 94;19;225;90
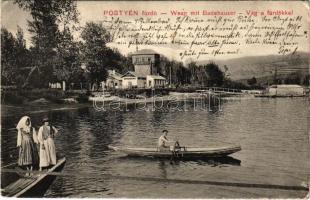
128;49;166;88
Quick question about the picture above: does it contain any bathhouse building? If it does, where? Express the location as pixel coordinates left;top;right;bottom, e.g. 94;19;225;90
122;49;166;89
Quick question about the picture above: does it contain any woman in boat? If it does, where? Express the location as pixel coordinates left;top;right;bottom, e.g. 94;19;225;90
16;116;39;171
37;117;59;171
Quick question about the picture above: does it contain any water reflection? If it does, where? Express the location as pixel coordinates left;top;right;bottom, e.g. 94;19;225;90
158;160;168;179
118;156;241;167
188;156;241;167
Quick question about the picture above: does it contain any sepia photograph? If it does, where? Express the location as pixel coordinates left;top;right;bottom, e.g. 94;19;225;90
1;0;309;198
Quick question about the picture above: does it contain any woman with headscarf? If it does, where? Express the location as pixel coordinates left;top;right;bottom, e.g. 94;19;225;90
16;116;39;171
37;117;59;171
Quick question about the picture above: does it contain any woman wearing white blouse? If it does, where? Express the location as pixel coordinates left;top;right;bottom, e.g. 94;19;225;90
16;116;39;172
37;117;59;171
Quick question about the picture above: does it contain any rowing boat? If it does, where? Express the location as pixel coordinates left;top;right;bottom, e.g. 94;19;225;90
108;145;241;159
2;157;66;197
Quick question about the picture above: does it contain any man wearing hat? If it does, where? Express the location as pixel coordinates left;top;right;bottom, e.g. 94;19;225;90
158;130;170;151
37;117;59;171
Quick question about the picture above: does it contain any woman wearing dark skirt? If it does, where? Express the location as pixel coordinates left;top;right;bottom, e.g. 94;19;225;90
16;116;39;172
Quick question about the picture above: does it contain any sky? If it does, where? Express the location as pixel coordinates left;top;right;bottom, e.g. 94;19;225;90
1;1;309;62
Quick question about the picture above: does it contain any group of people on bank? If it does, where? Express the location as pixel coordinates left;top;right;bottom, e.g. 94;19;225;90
16;116;59;172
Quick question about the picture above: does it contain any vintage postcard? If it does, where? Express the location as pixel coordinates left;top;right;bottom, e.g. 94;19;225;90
1;0;309;198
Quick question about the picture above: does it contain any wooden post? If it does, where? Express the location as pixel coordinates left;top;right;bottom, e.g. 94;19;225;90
62;81;66;91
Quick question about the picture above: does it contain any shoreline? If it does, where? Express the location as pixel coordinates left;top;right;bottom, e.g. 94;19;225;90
1;92;227;117
3;92;308;118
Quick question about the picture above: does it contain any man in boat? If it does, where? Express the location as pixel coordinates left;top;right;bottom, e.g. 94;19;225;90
158;130;170;151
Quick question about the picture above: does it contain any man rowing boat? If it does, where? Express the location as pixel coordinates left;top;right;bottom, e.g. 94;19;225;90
158;130;184;153
158;130;170;151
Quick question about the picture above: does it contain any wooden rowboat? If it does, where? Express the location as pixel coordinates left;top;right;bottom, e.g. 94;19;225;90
108;145;241;159
1;157;66;197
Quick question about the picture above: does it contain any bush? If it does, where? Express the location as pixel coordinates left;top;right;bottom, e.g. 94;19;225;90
76;93;89;103
19;89;68;104
1;89;71;105
1;91;25;105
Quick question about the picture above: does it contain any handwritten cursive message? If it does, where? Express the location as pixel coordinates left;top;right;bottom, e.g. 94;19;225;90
100;9;307;60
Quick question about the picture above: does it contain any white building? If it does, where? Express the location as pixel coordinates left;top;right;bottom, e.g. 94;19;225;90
122;71;147;89
104;49;166;89
146;75;166;88
105;70;123;89
267;84;305;96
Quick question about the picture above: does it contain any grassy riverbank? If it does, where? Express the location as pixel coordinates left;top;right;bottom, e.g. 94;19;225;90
1;89;90;105
1;89;90;117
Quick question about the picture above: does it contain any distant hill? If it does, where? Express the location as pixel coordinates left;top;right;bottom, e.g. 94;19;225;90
195;52;309;81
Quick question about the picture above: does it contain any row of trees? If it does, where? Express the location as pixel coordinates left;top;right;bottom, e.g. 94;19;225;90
159;58;229;88
247;72;309;87
2;0;133;89
281;72;309;85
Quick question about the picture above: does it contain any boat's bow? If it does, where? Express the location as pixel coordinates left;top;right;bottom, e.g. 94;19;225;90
2;157;66;198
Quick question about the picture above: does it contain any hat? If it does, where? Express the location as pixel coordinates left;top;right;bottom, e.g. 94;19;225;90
162;130;168;133
42;117;49;123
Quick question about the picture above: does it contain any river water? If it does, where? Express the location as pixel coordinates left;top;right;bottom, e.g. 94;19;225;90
1;97;309;198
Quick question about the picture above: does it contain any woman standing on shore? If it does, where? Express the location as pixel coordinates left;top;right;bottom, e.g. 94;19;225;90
37;117;59;171
16;116;39;171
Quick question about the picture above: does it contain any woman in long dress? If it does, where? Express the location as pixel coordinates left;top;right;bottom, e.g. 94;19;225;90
37;117;59;171
16;116;39;171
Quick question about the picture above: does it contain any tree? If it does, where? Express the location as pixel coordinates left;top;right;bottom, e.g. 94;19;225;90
302;74;309;86
223;65;231;79
157;56;191;86
105;48;131;73
247;76;257;86
14;0;79;88
176;64;191;85
284;72;302;85
1;27;30;87
53;27;82;89
203;63;224;86
1;28;17;85
188;62;199;85
121;56;134;74
81;22;111;90
15;27;33;86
